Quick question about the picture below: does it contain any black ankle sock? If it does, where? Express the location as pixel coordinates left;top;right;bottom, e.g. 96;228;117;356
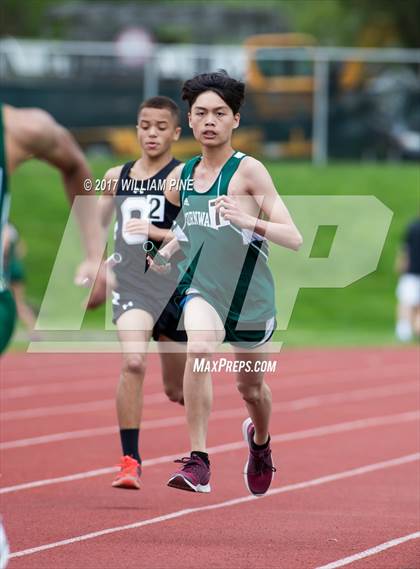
191;451;210;465
251;435;270;451
120;429;141;463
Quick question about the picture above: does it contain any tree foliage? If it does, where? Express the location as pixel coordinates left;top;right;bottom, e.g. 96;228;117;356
1;0;419;47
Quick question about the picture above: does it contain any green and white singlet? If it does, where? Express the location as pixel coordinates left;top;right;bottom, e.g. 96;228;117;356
0;104;17;354
176;151;276;348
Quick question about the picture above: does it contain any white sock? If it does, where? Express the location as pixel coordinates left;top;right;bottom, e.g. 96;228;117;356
396;320;413;342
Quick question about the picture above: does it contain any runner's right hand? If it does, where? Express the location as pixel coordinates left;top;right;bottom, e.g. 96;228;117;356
147;247;171;274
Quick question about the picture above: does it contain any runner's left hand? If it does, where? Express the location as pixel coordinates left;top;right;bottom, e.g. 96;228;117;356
214;196;255;229
124;219;150;236
146;249;171;274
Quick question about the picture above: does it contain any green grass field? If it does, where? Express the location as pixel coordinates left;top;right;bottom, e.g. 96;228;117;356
9;158;420;348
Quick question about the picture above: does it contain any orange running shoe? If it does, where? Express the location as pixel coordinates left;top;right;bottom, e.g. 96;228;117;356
112;455;142;490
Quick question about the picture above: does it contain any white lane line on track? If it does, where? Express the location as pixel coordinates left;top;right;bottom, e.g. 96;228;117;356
2;379;418;422
2;379;114;400
1;382;418;448
1;399;114;420
9;453;419;559
1;392;169;421
315;531;420;569
1;410;418;494
3;361;416;401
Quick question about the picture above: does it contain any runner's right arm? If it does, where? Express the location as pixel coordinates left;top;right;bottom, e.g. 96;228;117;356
97;166;122;239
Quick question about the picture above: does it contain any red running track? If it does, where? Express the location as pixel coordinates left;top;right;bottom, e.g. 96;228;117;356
0;347;419;569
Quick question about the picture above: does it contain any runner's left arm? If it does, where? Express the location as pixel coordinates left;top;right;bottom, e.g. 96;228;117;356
215;158;303;251
125;162;185;243
124;219;174;242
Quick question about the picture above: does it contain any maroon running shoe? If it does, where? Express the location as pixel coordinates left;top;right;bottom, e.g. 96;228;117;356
242;418;276;496
167;453;211;493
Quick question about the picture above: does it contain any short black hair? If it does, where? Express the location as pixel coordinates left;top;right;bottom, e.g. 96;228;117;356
138;96;180;125
182;70;245;115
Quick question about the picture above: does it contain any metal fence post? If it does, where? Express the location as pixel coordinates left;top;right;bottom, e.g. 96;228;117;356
143;51;159;100
313;55;329;166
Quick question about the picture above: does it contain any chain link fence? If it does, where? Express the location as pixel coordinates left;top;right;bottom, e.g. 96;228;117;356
1;38;419;163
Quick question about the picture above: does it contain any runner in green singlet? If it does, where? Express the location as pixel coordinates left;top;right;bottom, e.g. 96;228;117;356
2;223;40;338
176;150;276;347
153;71;303;496
0;105;16;353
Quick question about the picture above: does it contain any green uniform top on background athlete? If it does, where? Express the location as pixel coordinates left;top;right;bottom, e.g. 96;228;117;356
0;104;18;354
0;104;10;287
4;224;25;285
175;151;276;347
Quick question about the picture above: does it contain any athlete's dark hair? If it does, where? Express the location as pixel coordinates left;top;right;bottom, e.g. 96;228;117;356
182;70;245;115
138;96;180;125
